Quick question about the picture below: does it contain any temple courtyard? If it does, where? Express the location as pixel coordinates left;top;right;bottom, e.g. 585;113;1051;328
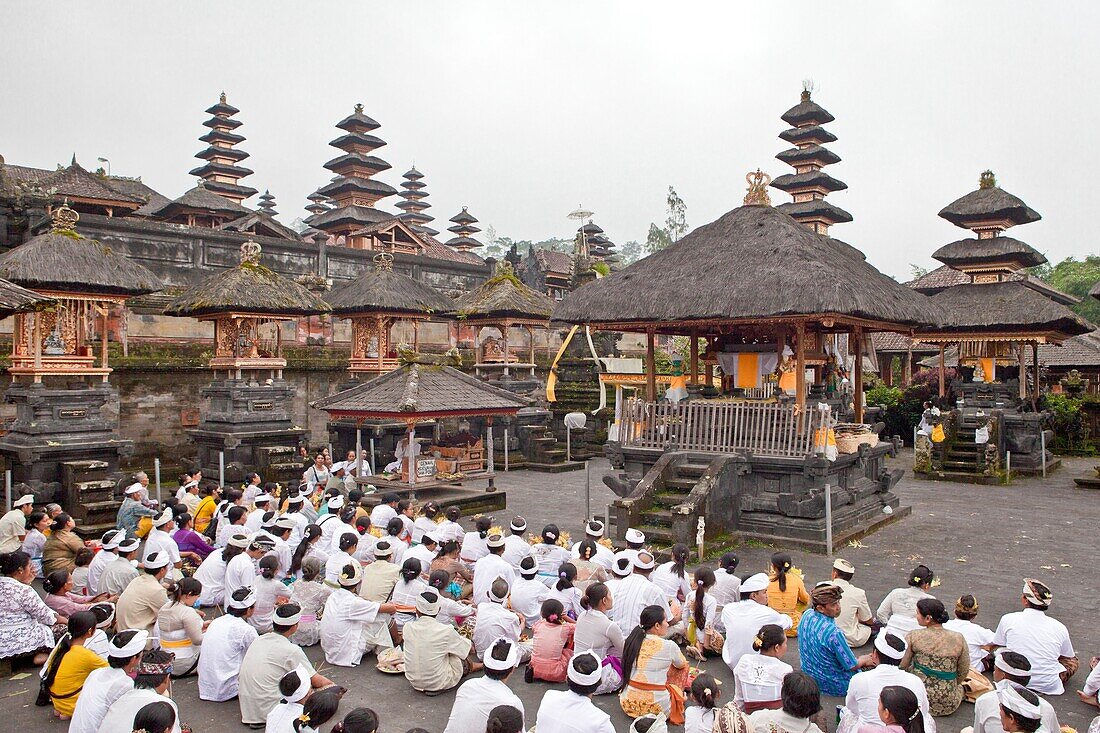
2;451;1098;732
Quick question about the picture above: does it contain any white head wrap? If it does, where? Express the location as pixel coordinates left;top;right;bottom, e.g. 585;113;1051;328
488;576;510;603
486;532;506;549
282;664;312;703
374;540;393;558
101;529;122;550
567;650;603;685
227;586;258;609
612;555;633;577
1022;579;1052;608
630;713;668;733
142;551;171;570
91;602;116;629
274;515;297;532
994;649;1032;677
997;682;1042;720
152;510;173;528
874;632;906;660
13;494;34;508
124;483;144;495
633;552;655;571
337;561;362;588
327;495;345;510
741;572;770;593
415;589;441;616
273;604;302;627
253;493;274;505
625;528;645;545
509;517;527;533
833;558;855;574
108;629;149;658
227;530;252;548
116;537;140;553
482;637;520;671
585;520;605;537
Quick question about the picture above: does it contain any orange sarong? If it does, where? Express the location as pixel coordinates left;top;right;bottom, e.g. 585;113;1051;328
627;664;689;725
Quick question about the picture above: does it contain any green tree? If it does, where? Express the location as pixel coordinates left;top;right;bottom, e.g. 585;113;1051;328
619;239;644;265
1044;255;1100;324
645;185;688;254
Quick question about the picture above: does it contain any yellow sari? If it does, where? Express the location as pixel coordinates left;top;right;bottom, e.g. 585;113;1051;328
193;495;217;533
50;644;107;717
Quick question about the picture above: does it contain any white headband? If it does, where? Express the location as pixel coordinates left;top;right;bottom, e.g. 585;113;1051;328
101;530;122;550
338;562;362;587
586;520;605;536
625;528;645;544
1022;579;1052;608
998;682;1041;720
994;649;1031;677
12;494;33;507
633;552;655;571
874;633;906;660
283;664;312;703
273;605;302;627
509;517;527;532
327;496;345;510
486;533;506;549
274;516;297;531
567;651;603;685
152;511;173;527
108;629;149;658
125;484;144;495
227;531;252;548
630;713;668;733
116;538;140;553
612;556;633;577
142;551;170;570
92;602;116;629
482;637;520;671
227;586;258;609
180;480;199;490
488;576;509;602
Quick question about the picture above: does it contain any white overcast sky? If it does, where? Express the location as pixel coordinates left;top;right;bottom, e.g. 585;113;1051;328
2;2;1096;278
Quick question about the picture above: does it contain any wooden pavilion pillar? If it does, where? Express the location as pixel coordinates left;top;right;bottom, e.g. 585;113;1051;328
526;325;535;365
413;319;420;352
852;325;864;423
794;321;806;415
904;342;913;386
501;321;510;377
645;329;656;402
376;315;385;373
1032;341;1040;398
938;343;946;398
689;329;698;385
1017;342;1027;399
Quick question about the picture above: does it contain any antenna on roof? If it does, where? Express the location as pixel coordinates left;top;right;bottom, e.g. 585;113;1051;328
801;78;815;102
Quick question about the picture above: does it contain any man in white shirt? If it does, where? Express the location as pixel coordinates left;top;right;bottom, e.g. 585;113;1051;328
86;529;122;595
973;650;1061;733
570;520;614;570
992;578;1077;695
0;494;34;553
534;650;616;733
70;629;147;733
98;537;140;598
403;588;480;693
443;637;525;733
282;495;309;551
721;572;793;671
369;493;400;531
260;514;296;579
473;532;516;605
611;527;646;571
508;556;551;627
405;533;437;576
611;551;672;636
198;586;260;701
501;516;534;570
474;577;532;662
97;648;182;733
831;558;874;648
244;493;275;533
843;633;935;733
143;510;188;573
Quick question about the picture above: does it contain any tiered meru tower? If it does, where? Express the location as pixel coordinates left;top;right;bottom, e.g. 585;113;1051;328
257;190;278;217
446;207;484;253
396;167;438;236
577;221;619;266
190;93;258;204
309;103;398;247
770;88;851;234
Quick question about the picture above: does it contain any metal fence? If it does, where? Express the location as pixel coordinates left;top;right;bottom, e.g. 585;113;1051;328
619;398;823;457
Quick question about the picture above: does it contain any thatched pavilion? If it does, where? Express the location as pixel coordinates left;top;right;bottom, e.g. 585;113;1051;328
326;252;453;378
452;260;554;387
913;172;1092;399
166;240;331;483
552;173;941;423
0;204;163;526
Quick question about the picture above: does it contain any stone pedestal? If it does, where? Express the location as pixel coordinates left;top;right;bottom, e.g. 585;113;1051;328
0;381;133;504
187;377;306;485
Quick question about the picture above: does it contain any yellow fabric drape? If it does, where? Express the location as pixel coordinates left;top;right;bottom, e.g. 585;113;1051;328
980;358;996;383
546;325;579;403
736;353;760;389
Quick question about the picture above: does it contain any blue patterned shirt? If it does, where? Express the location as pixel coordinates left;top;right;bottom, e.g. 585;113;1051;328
798;608;859;696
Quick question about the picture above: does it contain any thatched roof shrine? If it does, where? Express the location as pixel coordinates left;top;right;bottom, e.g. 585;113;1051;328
932;235;1046;269
0;278;52;318
165;241;330;318
552;203;940;333
938;171;1040;229
326;252;453;316
312;361;529;420
453;262;554;323
0;205;163;297
925;281;1092;339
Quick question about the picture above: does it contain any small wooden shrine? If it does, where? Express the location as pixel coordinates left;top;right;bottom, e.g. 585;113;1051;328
165;240;331;483
312;353;528;510
326;251;454;379
452;260;554;393
0;204;163;505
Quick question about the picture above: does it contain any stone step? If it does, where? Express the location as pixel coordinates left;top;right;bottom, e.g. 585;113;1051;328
76;480;117;491
651;492;688;508
665;477;697;491
525;461;586;473
678;463;709;477
635;524;675;545
531;437;558;445
942;460;986;470
543;449;568;459
74;521;119;540
641;508;675;527
922;470;1001;486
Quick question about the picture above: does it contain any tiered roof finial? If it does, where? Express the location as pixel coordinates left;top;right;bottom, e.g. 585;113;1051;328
189;93;257;203
396;165;438;236
577;219;620;265
257;190;278;217
307;103;398;243
445;207;483;252
932;171;1046;279
769;86;850;235
743;169;773;207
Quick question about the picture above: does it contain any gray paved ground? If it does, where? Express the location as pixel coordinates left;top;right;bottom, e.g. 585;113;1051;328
3;451;1099;732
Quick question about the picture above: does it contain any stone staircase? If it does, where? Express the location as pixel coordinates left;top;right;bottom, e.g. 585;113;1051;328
929;412;1001;485
518;423;584;473
634;459;710;547
62;460;121;539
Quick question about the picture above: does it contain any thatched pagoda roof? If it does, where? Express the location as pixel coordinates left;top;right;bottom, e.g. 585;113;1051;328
312;361;529;419
553;204;942;331
0;278;52;317
932;236;1046;269
938;175;1041;229
452;263;554;322
0;206;164;298
165;241;330;318
921;281;1092;338
326;253;453;316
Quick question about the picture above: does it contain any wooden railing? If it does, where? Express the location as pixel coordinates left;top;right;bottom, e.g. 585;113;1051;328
619;398;824;457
